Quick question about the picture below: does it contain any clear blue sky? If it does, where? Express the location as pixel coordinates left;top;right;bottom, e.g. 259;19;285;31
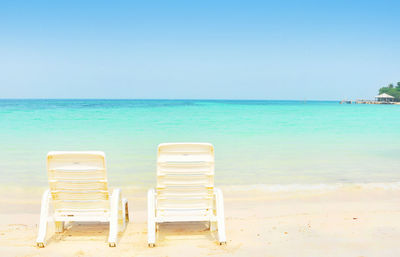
0;0;399;99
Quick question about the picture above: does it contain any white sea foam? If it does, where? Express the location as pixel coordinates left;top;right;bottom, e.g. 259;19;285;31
352;181;400;190
221;181;400;192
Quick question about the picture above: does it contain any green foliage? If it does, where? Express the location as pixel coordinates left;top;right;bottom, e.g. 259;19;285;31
379;83;400;101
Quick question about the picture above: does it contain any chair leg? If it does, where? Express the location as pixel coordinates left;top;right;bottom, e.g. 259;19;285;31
55;221;64;233
147;188;156;247
214;188;227;244
36;189;51;248
108;189;121;247
210;221;217;231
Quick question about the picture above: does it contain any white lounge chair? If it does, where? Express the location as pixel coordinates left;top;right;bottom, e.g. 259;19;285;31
36;151;129;247
147;143;226;247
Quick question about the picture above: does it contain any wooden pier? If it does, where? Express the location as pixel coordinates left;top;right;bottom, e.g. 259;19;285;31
340;100;399;105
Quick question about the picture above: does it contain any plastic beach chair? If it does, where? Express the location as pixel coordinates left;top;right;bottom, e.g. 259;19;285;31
36;151;129;247
147;143;226;247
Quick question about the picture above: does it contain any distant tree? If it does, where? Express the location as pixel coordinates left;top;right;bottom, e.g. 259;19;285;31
379;83;400;101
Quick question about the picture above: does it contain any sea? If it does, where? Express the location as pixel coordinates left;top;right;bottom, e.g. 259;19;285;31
1;99;399;191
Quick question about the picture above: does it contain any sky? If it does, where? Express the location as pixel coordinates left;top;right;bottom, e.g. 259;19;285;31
0;0;399;100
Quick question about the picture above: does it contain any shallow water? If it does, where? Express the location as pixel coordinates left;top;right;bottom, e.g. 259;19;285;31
0;99;399;188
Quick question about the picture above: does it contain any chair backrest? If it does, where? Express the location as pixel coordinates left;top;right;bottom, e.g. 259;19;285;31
47;151;109;215
156;143;215;216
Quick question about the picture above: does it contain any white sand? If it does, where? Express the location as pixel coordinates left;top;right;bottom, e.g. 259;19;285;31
1;187;400;257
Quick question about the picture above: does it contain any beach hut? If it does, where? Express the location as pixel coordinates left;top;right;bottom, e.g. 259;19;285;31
375;93;394;103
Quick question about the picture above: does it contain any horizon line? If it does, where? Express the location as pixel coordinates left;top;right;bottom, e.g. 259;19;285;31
0;98;341;101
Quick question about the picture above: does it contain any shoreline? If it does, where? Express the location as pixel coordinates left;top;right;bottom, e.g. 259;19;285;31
3;180;400;194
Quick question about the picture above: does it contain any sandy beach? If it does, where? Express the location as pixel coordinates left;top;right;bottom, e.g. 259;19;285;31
2;0;400;255
1;186;400;257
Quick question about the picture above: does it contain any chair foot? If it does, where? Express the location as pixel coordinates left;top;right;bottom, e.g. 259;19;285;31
148;243;155;248
37;242;45;248
109;242;116;247
219;241;227;245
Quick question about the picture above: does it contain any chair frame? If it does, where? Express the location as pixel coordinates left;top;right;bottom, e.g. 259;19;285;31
36;151;129;248
147;143;226;247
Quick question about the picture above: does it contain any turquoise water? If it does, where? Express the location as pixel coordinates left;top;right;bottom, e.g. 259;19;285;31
0;99;399;188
